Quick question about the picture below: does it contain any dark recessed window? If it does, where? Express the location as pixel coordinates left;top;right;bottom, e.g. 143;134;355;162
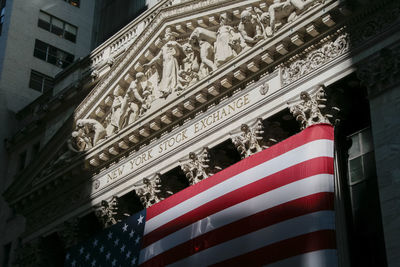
33;39;74;68
29;70;54;93
38;11;77;43
63;0;80;8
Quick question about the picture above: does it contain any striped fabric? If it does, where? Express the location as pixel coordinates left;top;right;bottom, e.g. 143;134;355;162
139;124;336;266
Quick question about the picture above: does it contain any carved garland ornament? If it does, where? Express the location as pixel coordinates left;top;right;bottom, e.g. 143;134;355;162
282;32;349;86
72;0;324;151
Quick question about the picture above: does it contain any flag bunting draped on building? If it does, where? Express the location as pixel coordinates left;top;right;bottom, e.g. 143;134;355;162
65;124;337;267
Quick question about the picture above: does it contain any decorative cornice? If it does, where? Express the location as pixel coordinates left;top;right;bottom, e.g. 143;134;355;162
282;31;349;86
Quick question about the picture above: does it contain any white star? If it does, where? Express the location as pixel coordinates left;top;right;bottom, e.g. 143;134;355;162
66;253;70;260
71;260;76;267
114;238;120;246
122;223;128;232
112;259;117;266
137;214;144;224
106;252;111;260
135;236;140;244
79;247;84;254
126;251;131;258
99;245;105;253
120;244;126;252
93;239;98;247
85;253;90;261
107;231;113;239
91;259;96;266
131;257;137;265
129;230;135;238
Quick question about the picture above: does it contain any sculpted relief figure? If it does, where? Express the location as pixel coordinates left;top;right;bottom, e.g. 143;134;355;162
261;0;320;36
214;13;244;67
144;27;183;98
107;87;126;135
76;118;106;147
122;72;153;125
189;27;217;78
176;43;200;94
238;10;265;46
71;128;92;151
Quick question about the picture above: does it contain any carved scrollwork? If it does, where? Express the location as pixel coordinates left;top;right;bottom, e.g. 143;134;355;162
94;196;129;228
135;173;171;208
288;86;340;130
180;147;221;185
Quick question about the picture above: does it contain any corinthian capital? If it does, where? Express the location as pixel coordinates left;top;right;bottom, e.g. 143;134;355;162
95;196;129;228
288;86;339;130
230;118;274;159
135;173;170;208
180;147;221;185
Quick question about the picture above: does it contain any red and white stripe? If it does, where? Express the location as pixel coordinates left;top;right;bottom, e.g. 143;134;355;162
139;124;336;266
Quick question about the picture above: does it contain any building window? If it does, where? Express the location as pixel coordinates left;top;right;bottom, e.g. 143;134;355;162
63;0;79;8
29;70;54;93
33;39;74;68
38;11;77;42
0;0;6;35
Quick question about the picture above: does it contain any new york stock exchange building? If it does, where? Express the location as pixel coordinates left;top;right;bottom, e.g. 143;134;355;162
3;0;400;266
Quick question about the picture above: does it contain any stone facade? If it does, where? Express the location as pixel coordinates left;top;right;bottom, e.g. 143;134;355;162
2;0;400;266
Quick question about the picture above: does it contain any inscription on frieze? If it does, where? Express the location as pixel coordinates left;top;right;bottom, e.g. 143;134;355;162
94;71;281;191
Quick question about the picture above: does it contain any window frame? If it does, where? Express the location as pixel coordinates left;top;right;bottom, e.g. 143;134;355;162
33;39;75;68
29;69;54;93
38;10;78;43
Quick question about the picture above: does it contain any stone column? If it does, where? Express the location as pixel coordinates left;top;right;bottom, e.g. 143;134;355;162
357;46;400;267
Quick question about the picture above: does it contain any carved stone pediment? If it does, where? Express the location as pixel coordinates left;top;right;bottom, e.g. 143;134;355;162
69;0;340;169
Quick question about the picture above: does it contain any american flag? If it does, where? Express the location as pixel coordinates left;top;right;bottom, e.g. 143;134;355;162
65;210;146;267
66;124;337;266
